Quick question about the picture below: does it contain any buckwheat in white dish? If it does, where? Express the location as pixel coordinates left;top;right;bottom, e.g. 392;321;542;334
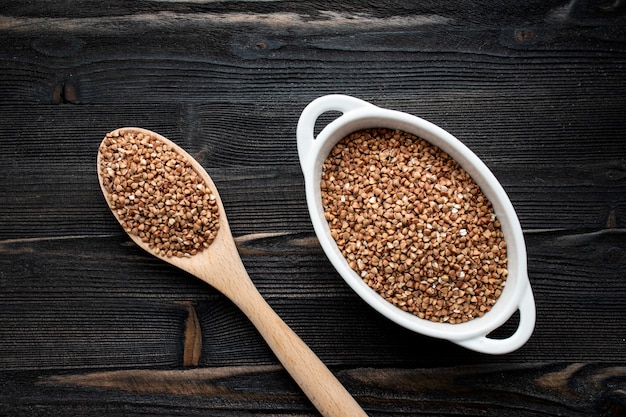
297;95;535;354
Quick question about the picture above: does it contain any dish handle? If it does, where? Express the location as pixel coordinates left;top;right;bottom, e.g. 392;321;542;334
297;95;376;170
454;284;536;354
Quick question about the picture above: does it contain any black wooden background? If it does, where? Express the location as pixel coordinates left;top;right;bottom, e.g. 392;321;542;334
1;1;625;416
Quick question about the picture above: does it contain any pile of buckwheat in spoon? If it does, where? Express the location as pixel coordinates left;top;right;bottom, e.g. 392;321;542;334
321;128;507;324
99;129;220;258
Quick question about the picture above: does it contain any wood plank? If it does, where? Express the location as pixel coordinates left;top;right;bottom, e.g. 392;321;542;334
1;226;625;370
0;0;581;26
1;2;624;105
0;98;624;239
1;32;624;105
1;363;625;416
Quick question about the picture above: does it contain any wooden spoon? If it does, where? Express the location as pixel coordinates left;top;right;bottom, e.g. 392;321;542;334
97;127;367;417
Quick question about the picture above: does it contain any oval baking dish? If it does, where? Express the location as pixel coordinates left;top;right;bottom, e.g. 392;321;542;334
297;94;535;354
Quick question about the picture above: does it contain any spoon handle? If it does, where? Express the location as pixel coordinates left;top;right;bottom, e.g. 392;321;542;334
218;264;368;417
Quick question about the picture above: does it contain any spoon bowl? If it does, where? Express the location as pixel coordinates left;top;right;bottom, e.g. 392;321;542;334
97;127;367;417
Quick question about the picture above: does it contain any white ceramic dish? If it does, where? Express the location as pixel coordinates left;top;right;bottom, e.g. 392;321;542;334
297;94;535;354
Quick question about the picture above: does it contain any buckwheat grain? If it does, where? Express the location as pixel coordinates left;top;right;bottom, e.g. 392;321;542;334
321;128;507;323
99;129;220;258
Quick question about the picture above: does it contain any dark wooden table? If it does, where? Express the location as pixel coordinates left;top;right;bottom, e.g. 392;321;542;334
1;1;625;416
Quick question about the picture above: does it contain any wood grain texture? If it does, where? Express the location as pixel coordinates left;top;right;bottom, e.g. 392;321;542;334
1;363;625;416
1;1;625;415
